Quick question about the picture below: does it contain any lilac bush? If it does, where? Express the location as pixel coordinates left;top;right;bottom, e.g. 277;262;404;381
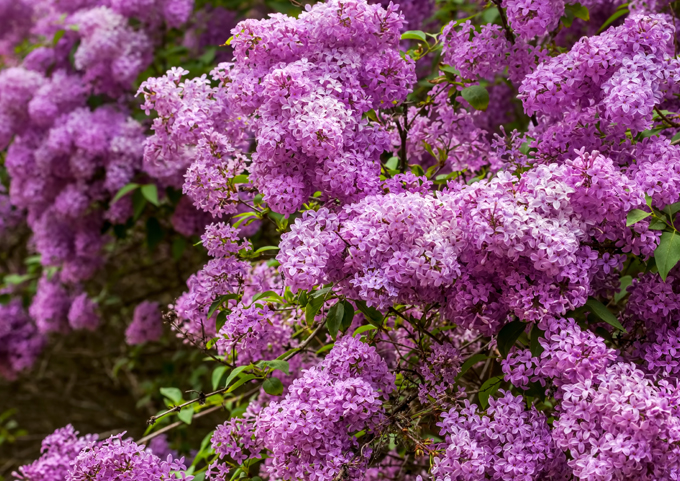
5;0;680;479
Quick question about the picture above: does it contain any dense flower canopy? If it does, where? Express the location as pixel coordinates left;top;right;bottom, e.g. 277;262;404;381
3;0;680;479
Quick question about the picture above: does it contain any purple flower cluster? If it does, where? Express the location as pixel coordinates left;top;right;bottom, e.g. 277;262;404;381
279;150;647;332
0;299;44;380
69;433;192;481
256;336;394;481
221;0;414;214
433;391;569;480
519;14;680;133
14;425;97;481
172;223;250;340
126;301;164;345
554;363;680;479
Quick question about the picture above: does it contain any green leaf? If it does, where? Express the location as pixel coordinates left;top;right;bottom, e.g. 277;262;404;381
626;209;651;226
353;324;378;337
224;365;252;389
212;366;228;390
4;274;33;285
160;387;183;404
355;300;384;326
146;217;164;251
385;157;399;170
585;297;626;332
497;320;526;358
530;326;545;357
172;237;186;261
326;302;344;340
52;29;65;46
254;245;279;255
262;360;290;375
671;132;680;145
232;174;249;184
0;294;11;305
663;201;680;217
112;183;139;204
316;343;335;354
132;189;147;220
649;218;667;230
263;377;284;396
456;354;488;379
615;275;632;303
225;374;257;393
178;408;194;425
401;30;427;43
141;184;159;206
207;293;238;319
461;85;489;111
571;3;590;20
251;290;285;303
305;293;326;324
341;300;355;331
655;231;680;281
478;376;503;409
598;7;628;33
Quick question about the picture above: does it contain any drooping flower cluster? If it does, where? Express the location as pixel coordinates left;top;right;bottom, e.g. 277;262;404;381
14;425;97;481
0;299;44;380
126;301;164;345
69;433;192;481
255;336;394;481
553;363;680;479
433;391;569;480
219;0;414;214
519;14;680;133
172;223;250;340
279;150;649;332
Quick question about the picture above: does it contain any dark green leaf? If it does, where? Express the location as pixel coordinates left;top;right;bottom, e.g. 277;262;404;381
626;209;651;226
326;302;344;340
530;326;545;357
355;300;384;326
208;293;238;319
141;184;159;206
655;231;680;281
160;387;183;404
478;375;503;409
305;293;326;324
456;354;488;379
341;300;355;331
585;297;626;332
649;218;667;230
597;7;628;33
112;183;139;204
461;85;489;111
132;189;147;221
146;217;165;251
497;320;526;358
215;310;228;331
615;275;632;303
401;30;427;43
172;237;186;261
263;377;284;396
